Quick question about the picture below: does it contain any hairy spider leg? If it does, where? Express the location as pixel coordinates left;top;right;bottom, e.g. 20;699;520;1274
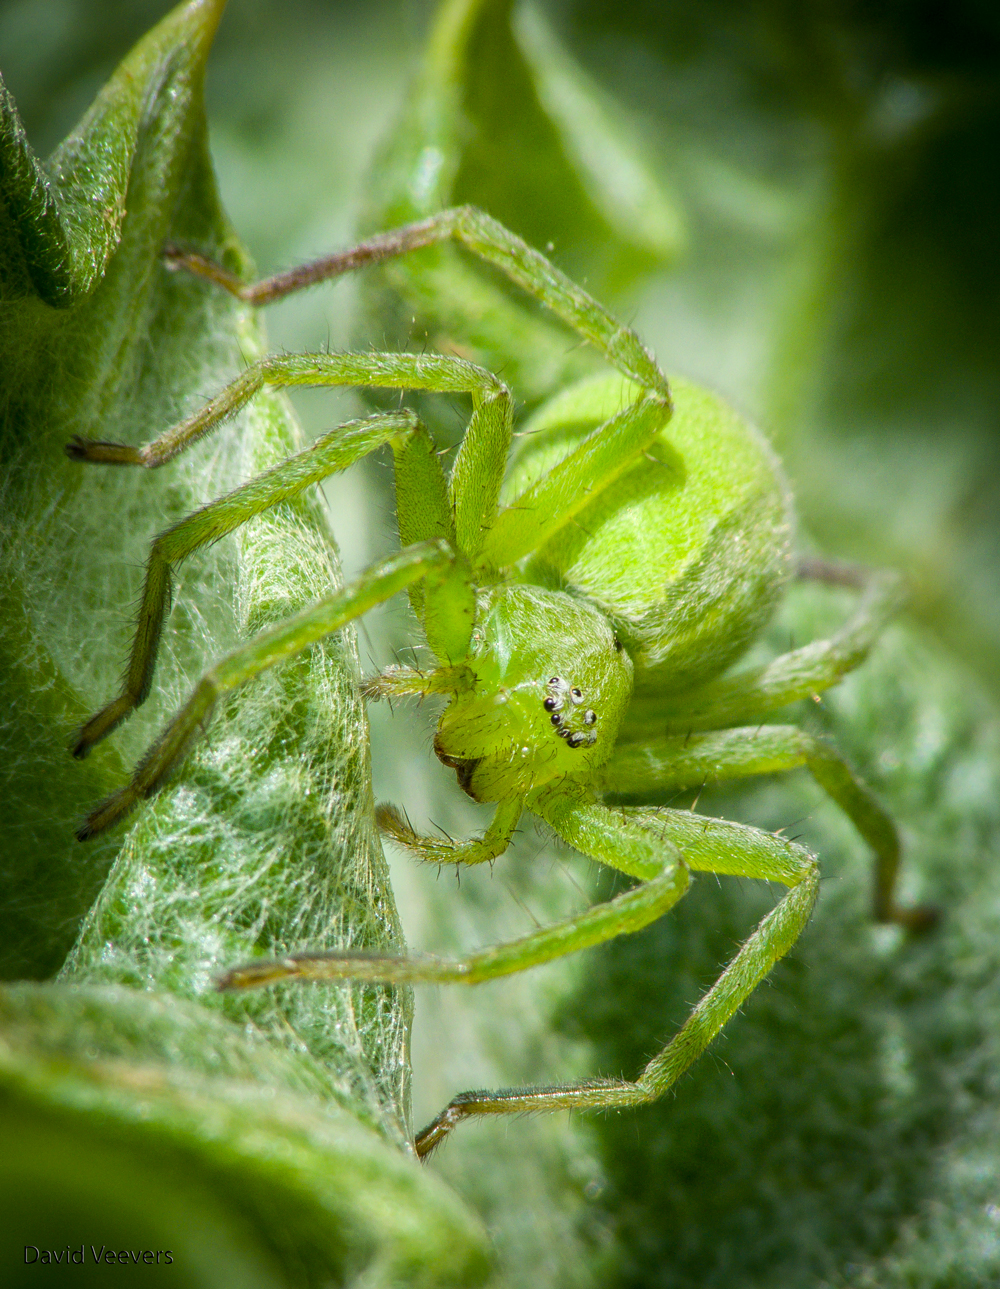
478;394;671;570
615;563;932;928
67;351;510;470
67;350;517;756
374;797;526;868
218;797;815;1157
75;540;453;838
626;566;906;739
218;831;688;990
71;410;417;756
166;205;669;398
412;800;819;1156
602;725;932;929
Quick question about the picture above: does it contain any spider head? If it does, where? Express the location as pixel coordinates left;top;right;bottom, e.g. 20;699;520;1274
434;585;633;802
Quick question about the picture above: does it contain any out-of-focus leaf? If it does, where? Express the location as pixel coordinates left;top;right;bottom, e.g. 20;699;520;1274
513;5;684;267
0;982;488;1286
359;0;682;406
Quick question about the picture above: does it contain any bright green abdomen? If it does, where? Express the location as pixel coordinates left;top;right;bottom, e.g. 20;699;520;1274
505;374;794;695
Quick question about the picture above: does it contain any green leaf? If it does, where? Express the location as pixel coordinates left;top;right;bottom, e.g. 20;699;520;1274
512;5;684;267
0;1;489;1281
0;982;487;1285
358;0;683;405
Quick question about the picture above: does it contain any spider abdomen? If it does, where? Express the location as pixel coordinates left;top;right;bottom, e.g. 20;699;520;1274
506;373;794;696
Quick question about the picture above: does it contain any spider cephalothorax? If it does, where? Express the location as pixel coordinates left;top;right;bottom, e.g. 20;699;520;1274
69;204;933;1157
432;584;633;802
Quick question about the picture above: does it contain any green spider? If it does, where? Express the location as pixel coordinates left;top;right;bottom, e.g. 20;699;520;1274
69;206;931;1158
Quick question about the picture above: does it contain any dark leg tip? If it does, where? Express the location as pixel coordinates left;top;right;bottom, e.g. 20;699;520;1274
414;1121;446;1160
880;902;941;934
64;437;140;465
901;903;941;934
414;1101;470;1159
74;785;135;842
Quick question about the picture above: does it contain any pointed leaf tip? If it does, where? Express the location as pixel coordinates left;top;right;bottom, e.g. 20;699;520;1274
0;0;228;307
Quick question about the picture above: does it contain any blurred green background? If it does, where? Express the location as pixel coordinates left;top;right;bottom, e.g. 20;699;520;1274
3;1;1000;1286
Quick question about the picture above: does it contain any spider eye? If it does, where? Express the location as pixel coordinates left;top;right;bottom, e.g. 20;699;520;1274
543;696;558;711
613;636;623;652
